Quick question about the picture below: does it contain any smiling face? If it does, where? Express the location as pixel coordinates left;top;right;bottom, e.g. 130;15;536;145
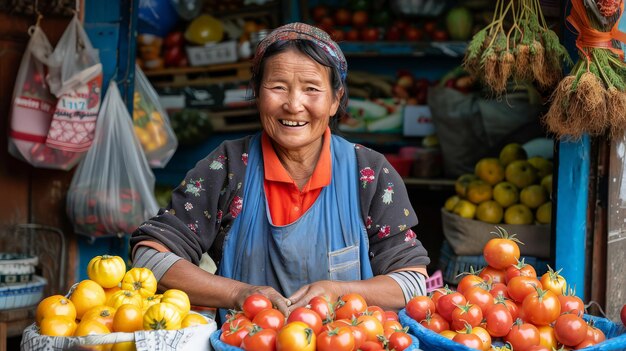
257;48;342;154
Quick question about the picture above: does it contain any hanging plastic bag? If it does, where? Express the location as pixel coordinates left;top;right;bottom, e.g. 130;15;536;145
7;24;77;169
133;64;178;168
45;14;103;158
66;81;159;238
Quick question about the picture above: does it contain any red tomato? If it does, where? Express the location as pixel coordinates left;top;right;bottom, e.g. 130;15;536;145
221;319;252;347
388;330;413;351
436;291;467;322
536;325;558;349
335;293;367;320
221;315;251;332
507;276;542;303
359;340;385;351
287;307;323;335
347;324;367;350
581;323;605;344
316;326;355;351
252;308;285;331
241;327;277;351
621;304;626;327
383;320;403;334
558;294;585;315
276;321;316;351
356;315;384;342
540;266;567;296
490;282;510;299
362;305;385;323
463;286;494;314
242;294;272;320
404;27;423;41
505;259;538;283
430;287;449;307
361;28;379;42
483;230;521;270
309;295;335;323
485;303;513;337
384;310;399;322
504;319;540;351
420;312;449;333
453;331;483;349
405;295;435;322
450;303;483;330
522;288;561;326
554;313;587;346
479;266;507;284
457;274;484;295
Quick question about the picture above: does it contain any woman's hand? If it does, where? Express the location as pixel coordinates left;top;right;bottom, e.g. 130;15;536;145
287;280;342;313
234;285;291;317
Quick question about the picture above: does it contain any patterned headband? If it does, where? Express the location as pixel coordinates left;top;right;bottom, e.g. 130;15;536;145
252;22;348;81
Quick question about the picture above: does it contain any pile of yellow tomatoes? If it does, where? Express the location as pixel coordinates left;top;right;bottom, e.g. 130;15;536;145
35;255;208;350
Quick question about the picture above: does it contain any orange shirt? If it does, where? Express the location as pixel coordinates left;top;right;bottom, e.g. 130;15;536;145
262;128;332;226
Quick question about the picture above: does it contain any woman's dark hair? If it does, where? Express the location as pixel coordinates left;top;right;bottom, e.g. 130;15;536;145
250;40;348;126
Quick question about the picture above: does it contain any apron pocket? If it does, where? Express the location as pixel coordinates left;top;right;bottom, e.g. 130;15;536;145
329;245;361;281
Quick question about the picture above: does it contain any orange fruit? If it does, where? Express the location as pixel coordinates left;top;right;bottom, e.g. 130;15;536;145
40;315;77;336
70;280;106;319
113;304;144;332
475;158;505;185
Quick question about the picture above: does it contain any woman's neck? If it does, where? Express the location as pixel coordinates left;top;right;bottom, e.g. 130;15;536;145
272;138;323;190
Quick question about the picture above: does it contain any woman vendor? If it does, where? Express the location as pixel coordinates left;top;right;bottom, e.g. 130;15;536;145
130;23;430;318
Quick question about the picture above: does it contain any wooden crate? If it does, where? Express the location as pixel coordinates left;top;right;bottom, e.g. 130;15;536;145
144;62;252;88
209;107;260;133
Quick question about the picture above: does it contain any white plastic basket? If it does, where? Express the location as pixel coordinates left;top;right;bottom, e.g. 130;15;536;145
0;275;46;310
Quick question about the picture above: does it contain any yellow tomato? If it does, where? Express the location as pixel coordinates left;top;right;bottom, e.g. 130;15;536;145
439;330;457;340
122;268;157;298
112;304;144;332
70;280;107;319
36;295;76;325
143;302;182;330
87;255;126;289
40;315;77;336
82;305;116;331
104;286;121;301
107;289;143;310
74;319;111;351
276;321;316;351
143;294;162;312
181;313;208;328
112;342;137;351
161;289;191;316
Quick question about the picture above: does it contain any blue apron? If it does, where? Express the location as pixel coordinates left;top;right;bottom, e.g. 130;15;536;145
218;133;373;318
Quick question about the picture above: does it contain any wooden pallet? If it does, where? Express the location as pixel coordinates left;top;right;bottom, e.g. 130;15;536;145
145;62;253;88
209;107;261;132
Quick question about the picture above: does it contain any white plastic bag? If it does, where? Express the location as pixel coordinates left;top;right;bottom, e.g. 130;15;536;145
66;82;159;237
7;25;81;170
45;14;103;155
133;64;178;168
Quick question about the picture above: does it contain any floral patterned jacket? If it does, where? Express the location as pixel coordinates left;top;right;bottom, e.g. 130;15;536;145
130;134;430;275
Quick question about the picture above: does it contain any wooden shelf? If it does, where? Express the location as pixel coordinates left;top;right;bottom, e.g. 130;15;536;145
403;177;455;189
339;41;468;58
144;62;252;88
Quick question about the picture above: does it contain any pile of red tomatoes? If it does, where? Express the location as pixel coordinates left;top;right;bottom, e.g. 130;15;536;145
406;227;606;351
220;293;413;351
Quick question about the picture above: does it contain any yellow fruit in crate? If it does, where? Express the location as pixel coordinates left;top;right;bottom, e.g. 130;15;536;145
161;289;191;316
453;199;477;219
541;174;553;196
113;304;144;332
476;200;504;224
40;315;77;336
144;302;183;330
107;289;144;309
520;185;548;209
36;295;76;325
122;267;158;298
499;143;527;167
87;255;126;289
455;174;478;197
82;305;116;331
475;158;505;185
181;313;209;328
466;180;493;204
112;342;137;351
143;294;162;312
70;280;107;319
104;286;121;302
505;160;538;189
536;201;552;224
493;181;519;208
504;204;534;225
444;195;461;212
74;320;111;350
527;156;553;179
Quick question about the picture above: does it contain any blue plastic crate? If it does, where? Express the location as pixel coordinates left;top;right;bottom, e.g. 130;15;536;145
400;308;626;351
210;328;421;350
438;240;552;285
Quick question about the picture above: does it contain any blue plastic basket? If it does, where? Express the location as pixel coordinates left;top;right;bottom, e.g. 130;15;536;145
210;327;421;350
400;308;626;351
438;240;552;285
